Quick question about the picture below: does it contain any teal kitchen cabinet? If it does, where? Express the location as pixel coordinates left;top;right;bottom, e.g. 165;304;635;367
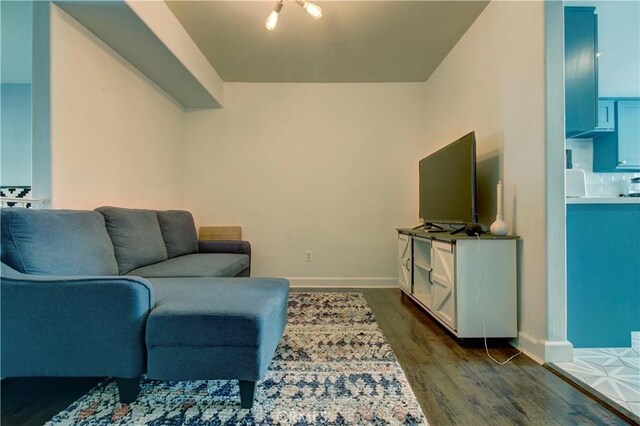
567;203;640;348
617;100;640;168
594;99;640;172
596;99;615;131
565;7;598;138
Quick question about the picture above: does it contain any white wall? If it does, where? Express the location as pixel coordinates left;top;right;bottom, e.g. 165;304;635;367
1;84;32;186
596;0;640;96
419;1;549;360
184;83;428;286
1;1;33;188
1;0;33;83
568;0;640;97
49;5;186;210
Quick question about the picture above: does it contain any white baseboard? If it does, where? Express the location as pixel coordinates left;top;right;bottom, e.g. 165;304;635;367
544;340;574;363
287;277;397;288
516;331;545;364
632;332;640;351
516;331;573;364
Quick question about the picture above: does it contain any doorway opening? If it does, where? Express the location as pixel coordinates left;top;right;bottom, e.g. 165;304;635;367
548;1;640;420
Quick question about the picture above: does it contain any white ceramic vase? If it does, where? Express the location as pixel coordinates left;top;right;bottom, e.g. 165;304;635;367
490;181;509;236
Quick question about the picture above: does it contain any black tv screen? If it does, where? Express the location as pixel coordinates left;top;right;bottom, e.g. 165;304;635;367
419;132;477;225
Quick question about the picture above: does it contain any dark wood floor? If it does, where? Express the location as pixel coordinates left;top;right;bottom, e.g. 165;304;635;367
359;288;630;426
1;288;631;425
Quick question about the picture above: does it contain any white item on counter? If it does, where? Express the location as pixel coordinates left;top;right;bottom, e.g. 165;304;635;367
566;169;587;198
630;177;640;197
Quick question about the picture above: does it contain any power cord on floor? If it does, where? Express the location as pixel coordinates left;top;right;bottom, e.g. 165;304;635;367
474;233;521;365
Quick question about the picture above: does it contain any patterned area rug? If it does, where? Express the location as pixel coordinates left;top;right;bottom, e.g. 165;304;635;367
47;292;427;425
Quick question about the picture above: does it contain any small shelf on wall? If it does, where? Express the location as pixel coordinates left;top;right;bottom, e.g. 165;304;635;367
54;0;224;109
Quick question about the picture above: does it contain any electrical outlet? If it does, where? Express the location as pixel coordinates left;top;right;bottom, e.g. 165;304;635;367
305;251;312;262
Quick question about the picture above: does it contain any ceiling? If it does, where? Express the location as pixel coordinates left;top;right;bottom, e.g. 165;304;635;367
166;1;489;83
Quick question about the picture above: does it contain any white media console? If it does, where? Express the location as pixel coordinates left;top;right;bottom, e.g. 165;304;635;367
398;229;518;339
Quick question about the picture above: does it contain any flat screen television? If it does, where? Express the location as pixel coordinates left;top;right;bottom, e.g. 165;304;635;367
419;131;477;225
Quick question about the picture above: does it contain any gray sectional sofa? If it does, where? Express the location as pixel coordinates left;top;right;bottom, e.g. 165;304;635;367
0;207;290;408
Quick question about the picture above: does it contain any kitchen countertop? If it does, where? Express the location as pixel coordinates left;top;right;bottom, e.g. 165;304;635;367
566;197;640;204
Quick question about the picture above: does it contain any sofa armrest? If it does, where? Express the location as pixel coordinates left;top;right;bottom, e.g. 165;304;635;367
198;240;251;256
1;272;154;378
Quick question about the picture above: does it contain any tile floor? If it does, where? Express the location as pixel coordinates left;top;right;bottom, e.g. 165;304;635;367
555;338;640;417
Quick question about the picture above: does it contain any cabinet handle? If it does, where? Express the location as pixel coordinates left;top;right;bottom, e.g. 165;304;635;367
404;258;411;271
428;268;432;284
619;160;627;165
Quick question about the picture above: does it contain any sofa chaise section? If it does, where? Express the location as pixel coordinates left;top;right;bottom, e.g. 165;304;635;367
145;277;289;408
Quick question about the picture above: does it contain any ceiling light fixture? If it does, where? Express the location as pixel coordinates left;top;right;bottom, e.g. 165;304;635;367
265;0;323;31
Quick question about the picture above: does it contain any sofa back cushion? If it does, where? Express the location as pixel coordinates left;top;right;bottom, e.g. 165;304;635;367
96;206;167;274
0;208;118;276
156;210;198;258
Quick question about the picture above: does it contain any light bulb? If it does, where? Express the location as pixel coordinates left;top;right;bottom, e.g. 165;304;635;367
265;10;279;31
265;1;284;31
303;1;322;19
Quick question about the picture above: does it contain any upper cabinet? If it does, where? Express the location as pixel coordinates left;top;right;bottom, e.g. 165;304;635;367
593;99;640;172
617;100;640;168
565;7;599;138
566;2;640;172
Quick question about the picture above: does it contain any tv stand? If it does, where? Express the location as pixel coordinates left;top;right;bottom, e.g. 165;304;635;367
396;228;518;339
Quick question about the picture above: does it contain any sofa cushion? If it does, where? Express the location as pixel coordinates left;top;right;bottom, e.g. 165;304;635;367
96;206;167;274
126;253;249;278
0;208;118;276
156;210;198;258
146;277;289;348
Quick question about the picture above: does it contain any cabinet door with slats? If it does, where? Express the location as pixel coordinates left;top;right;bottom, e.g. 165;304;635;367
398;234;412;293
431;240;456;329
